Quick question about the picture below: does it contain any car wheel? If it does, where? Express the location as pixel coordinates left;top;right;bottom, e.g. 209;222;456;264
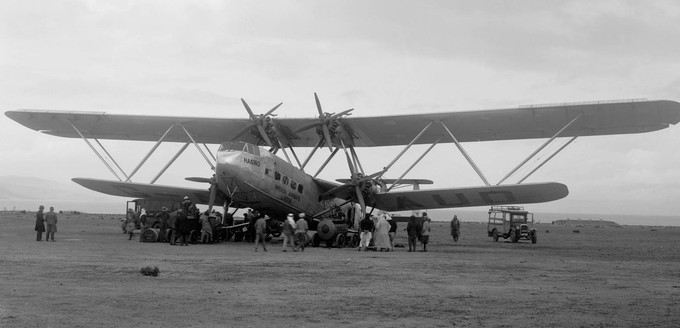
531;234;537;244
492;230;498;242
335;234;346;248
510;229;517;243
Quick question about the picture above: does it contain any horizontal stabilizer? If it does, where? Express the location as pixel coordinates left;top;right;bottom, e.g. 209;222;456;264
72;178;230;205
373;182;568;211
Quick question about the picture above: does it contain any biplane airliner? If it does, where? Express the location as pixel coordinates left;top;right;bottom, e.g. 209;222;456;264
6;95;680;242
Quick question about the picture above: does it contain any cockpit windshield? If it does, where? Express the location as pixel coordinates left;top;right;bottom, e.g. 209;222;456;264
218;141;260;156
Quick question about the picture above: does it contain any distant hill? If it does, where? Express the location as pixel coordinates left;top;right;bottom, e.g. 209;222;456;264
0;176;126;213
552;219;620;227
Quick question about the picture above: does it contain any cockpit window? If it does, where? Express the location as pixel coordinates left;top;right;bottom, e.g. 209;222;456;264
219;141;260;156
219;141;246;152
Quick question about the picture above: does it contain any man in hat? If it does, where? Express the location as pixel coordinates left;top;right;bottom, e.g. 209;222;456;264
294;213;308;251
44;206;58;242
387;213;397;251
35;205;45;241
358;214;374;251
281;213;297;252
421;213;431;252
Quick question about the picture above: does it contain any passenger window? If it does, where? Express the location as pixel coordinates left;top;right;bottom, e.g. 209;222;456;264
282;176;289;185
297;185;304;193
290;180;297;190
274;171;281;181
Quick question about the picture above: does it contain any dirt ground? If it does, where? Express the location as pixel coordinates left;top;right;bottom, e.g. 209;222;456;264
1;212;678;328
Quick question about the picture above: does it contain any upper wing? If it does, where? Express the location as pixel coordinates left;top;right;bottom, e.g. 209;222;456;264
372;182;569;211
71;178;235;206
6;99;680;146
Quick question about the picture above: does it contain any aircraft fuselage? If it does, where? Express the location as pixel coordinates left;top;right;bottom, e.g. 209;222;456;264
215;141;337;217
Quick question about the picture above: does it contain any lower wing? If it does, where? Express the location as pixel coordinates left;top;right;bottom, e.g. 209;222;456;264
372;182;568;211
71;178;231;205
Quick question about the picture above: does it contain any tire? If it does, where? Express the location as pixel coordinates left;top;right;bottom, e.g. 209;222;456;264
350;234;360;248
531;234;537;244
335;234;346;248
510;229;518;243
492;230;498;242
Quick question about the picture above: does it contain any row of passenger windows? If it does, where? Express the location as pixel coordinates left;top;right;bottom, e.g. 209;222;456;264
265;168;304;193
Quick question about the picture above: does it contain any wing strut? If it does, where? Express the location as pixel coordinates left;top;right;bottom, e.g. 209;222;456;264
94;139;130;181
385;137;442;192
150;142;190;184
440;121;491;186
127;123;177;182
517;136;578;183
179;124;215;171
496;114;582;185
66;120;124;181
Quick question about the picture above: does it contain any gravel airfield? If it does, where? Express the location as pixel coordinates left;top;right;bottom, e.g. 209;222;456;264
1;212;679;328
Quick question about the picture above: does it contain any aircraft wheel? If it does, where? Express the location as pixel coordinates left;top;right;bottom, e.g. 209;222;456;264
335;234;346;248
224;230;234;242
492;230;498;242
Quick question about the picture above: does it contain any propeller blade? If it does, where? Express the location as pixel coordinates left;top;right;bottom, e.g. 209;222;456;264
265;102;283;117
241;98;257;119
355;185;366;216
257;124;274;148
231;124;255;140
208;182;217;213
314;92;324;116
185;177;213;183
322;124;334;152
331;108;354;119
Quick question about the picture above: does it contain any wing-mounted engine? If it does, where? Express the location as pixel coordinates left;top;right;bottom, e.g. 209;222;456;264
231;99;297;151
293;93;355;151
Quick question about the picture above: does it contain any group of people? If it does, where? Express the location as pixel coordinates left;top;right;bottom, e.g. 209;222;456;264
34;205;58;242
258;212;309;252
358;211;398;252
405;212;432;252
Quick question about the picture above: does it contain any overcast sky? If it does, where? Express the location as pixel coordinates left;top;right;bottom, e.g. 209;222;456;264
1;0;680;216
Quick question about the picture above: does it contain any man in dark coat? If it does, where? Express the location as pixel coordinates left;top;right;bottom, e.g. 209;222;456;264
406;215;420;252
35;205;45;241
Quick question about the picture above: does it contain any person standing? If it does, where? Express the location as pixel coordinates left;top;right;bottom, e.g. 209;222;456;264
294;213;308;252
281;213;297;252
175;210;190;246
387;215;397;251
406;215;419;252
35;205;45;241
254;214;268;252
358;214;374;252
450;215;460;242
200;211;213;244
373;213;391;252
421;215;431;252
44;206;58;242
168;210;178;245
157;207;170;243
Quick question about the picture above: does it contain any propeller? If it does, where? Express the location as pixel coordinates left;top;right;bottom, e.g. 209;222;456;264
186;175;219;213
321;140;384;216
293;93;353;151
231;98;282;148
